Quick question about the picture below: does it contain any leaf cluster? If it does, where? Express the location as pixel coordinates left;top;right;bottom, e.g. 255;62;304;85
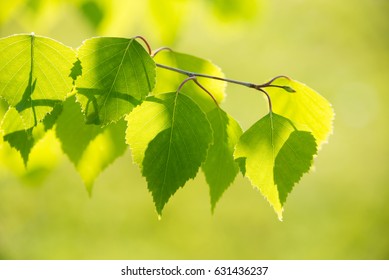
0;34;334;219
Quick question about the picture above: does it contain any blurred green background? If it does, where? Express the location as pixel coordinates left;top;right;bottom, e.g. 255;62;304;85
1;0;388;259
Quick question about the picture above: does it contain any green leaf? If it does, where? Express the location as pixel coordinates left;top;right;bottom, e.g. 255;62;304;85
202;108;243;211
42;103;63;130
234;113;317;220
0;33;75;132
267;77;334;148
126;92;213;215
3;128;34;165
75;37;156;125
77;120;128;194
56;97;102;164
153;51;226;112
56;96;127;193
1;106;54;165
274;130;317;205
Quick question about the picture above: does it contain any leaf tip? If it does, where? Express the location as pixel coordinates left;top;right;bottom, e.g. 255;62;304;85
85;184;93;198
210;202;217;215
276;208;284;221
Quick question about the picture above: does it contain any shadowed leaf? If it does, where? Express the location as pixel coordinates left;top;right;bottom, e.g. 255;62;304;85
56;96;127;194
76;37;156;126
202;108;242;211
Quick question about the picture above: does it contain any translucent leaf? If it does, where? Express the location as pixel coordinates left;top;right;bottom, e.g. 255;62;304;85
56;96;127;194
234;113;317;220
153;51;226;112
76;37;156;125
202;108;242;211
126;92;212;215
266;77;334;148
2;127;34;165
0;34;75;132
1;107;27;136
1;106;55;165
55;97;102;164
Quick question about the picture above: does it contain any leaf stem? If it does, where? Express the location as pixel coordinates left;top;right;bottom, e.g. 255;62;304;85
152;47;173;57
134;36;152;55
156;63;257;88
132;36;290;113
174;72;219;107
192;79;219;107
156;63;288;113
258;88;273;113
176;76;197;93
155;64;291;92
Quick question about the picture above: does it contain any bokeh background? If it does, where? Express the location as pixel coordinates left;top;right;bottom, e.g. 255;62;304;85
0;0;388;259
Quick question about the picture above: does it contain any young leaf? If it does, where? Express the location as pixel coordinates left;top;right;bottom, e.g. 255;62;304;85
126;92;213;215
153;51;226;112
56;96;127;193
0;33;75;132
76;37;156;125
202;108;243;211
266;77;334;148
234;113;317;220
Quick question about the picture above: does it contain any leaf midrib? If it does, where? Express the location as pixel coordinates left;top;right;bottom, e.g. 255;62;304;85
158;92;179;211
100;39;134;121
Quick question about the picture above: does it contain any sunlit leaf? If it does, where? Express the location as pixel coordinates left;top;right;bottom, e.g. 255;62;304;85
0;34;74;164
202;108;242;211
76;37;156;125
126;92;212;215
234;113;317;220
266;77;334;148
153;51;226;112
0;33;75;132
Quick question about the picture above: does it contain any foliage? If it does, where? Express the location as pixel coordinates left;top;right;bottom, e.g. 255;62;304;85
0;33;334;219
